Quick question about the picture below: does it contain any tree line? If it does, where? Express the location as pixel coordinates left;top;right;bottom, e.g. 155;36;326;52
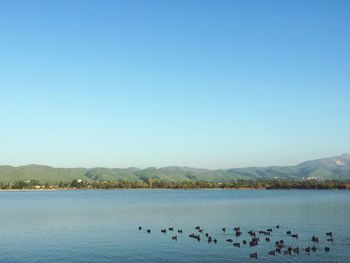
1;178;350;190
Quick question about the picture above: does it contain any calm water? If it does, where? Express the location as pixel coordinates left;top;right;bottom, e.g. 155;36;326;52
0;190;349;263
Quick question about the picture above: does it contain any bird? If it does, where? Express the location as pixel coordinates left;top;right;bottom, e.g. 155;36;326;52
172;235;177;241
248;230;256;237
325;247;330;252
265;237;270;242
138;226;142;231
226;239;233;243
250;241;258;247
147;229;151;234
250;253;257;259
233;242;240;247
177;229;183;233
242;240;247;245
213;239;217;244
326;232;333;237
312;236;319;243
268;250;275;256
161;229;166;233
168;227;174;231
276;225;280;229
286;230;291;235
293;247;299;254
291;234;298;239
222;227;226;232
327;237;334;242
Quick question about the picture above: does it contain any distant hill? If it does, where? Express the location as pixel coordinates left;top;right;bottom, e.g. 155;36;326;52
1;154;349;184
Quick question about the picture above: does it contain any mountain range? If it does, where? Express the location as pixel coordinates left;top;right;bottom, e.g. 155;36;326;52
0;154;349;184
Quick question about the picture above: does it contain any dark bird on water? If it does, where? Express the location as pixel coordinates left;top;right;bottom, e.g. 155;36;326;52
161;229;166;233
327;238;334;242
293;247;299;254
138;226;142;231
286;230;291;235
250;253;257;259
177;229;183;233
147;229;151;234
168;227;174;231
325;247;330;252
172;235;177;241
326;232;333;237
268;250;275;256
250;241;258;247
233;242;240;247
276;225;280;229
265;237;270;242
226;239;233;243
248;230;256;237
222;228;226;232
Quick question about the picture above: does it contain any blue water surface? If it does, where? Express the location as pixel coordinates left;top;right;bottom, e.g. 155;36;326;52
0;190;349;263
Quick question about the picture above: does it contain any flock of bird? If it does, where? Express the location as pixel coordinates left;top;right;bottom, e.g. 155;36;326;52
138;225;334;259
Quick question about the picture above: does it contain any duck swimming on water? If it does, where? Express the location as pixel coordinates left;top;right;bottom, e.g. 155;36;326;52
250;253;257;259
326;232;333;237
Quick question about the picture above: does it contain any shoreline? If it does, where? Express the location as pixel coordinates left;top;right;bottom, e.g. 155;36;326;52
0;187;347;192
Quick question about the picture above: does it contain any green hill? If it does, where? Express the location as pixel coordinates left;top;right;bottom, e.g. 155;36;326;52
0;154;349;184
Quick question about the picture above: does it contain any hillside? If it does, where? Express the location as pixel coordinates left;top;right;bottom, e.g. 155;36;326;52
0;154;349;184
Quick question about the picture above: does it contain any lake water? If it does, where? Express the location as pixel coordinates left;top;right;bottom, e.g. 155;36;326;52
0;190;349;262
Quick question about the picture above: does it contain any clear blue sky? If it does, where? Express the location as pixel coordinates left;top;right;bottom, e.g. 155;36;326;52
0;0;349;169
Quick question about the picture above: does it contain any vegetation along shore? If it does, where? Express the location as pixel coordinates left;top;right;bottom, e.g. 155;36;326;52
1;178;349;190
